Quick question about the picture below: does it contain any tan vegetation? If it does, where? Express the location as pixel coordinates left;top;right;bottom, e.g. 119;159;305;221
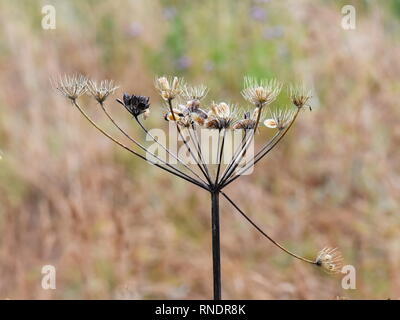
0;0;399;299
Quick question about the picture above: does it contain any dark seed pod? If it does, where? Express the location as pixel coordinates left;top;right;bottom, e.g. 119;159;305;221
116;94;150;118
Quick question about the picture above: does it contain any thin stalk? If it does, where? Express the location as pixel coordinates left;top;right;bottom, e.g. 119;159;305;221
100;102;198;184
193;124;212;179
219;129;254;186
215;129;226;185
73;100;209;191
221;130;282;187
219;104;263;185
211;191;222;300
134;116;208;185
220;104;263;185
167;99;212;185
215;129;222;166
223;109;300;187
251;109;300;165
218;129;249;184
220;191;315;265
188;123;211;179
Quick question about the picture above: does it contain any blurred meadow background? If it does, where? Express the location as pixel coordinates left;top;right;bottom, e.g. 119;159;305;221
0;0;400;299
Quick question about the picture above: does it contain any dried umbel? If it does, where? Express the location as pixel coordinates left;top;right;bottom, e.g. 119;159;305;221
264;107;296;130
155;76;184;101
165;100;208;127
53;74;88;101
87;79;119;103
241;76;282;106
182;84;209;101
315;247;344;274
289;84;313;110
117;93;150;118
54;73;341;300
206;102;236;130
233;109;259;130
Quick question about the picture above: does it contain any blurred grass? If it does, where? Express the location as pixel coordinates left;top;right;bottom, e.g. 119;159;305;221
0;0;399;299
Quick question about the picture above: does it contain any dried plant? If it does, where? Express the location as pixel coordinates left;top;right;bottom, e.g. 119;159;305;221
54;74;342;299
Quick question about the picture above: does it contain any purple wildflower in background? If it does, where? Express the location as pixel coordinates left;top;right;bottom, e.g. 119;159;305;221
203;60;214;72
263;25;285;39
250;6;267;22
176;56;192;70
126;22;143;38
163;7;177;20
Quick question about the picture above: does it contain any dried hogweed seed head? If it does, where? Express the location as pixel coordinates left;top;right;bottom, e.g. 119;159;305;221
182;84;209;101
164;107;184;122
187;99;200;110
185;100;208;121
87;79;119;103
206;102;236;129
264;106;296;130
289;84;312;110
315;247;344;274
233;118;255;130
191;112;206;126
155;76;184;101
157;76;170;91
233;108;260;130
116;94;150;118
165;108;191;127
53;74;88;101
209;102;231;119
241;76;282;106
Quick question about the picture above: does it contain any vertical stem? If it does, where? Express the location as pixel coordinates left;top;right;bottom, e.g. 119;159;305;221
211;191;221;300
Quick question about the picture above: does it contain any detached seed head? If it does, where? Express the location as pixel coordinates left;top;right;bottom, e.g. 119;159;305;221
241;76;282;106
117;94;150;118
315;247;344;274
87;79;119;103
53;74;88;101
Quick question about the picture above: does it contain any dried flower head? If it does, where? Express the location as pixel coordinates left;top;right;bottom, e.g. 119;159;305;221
233;108;260;130
155;76;184;101
185;100;208;120
241;76;282;106
264;107;296;130
289;84;312;110
164;104;192;127
209;102;231;118
53;74;88;101
164;107;184;121
315;247;343;274
164;102;208;127
117;94;150;118
191;112;207;126
182;84;209;101
87;79;119;103
206;102;236;129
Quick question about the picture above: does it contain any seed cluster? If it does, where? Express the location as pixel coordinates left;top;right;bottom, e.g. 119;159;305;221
153;76;312;132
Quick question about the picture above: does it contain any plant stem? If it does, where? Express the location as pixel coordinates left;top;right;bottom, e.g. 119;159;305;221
211;191;221;300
